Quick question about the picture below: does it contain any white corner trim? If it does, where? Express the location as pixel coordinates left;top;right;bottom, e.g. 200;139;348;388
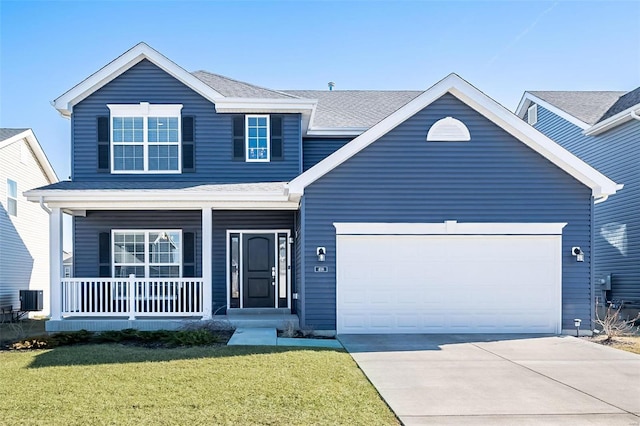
584;105;640;136
52;43;224;117
515;92;590;130
288;74;619;198
333;221;568;235
0;129;58;184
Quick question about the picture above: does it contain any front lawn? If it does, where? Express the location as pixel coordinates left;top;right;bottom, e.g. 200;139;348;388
0;344;398;425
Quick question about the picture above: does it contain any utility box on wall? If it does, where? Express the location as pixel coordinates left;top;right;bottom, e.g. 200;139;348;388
20;290;44;311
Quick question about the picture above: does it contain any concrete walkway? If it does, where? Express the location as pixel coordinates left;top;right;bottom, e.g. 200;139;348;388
339;334;640;425
228;327;343;349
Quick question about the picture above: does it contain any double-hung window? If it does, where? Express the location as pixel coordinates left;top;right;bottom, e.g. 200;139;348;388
108;103;183;173
246;115;270;161
112;230;182;278
6;179;17;216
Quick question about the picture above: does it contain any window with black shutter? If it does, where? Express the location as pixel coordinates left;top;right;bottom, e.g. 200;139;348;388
97;117;110;172
98;232;111;277
271;115;283;160
232;115;245;160
183;232;196;277
182;116;195;172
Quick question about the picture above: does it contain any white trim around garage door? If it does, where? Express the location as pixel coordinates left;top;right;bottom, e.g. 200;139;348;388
334;221;567;236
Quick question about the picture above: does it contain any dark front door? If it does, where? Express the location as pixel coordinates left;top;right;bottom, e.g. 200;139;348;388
242;233;275;308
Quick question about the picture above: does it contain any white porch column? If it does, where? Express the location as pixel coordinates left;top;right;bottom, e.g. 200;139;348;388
49;207;63;321
201;207;213;320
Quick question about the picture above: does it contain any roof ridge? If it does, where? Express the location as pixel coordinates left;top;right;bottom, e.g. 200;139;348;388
192;70;300;99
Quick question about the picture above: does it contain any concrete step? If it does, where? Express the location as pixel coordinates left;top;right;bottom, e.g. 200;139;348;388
226;314;299;330
226;308;291;316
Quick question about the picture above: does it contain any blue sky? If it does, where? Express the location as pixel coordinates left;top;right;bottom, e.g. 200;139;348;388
1;0;639;182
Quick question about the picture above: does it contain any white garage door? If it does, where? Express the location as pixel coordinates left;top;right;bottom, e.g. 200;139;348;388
336;222;564;334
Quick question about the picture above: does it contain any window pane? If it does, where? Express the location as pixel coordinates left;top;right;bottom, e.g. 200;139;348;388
231;235;239;299
114;265;144;278
113;232;145;265
7;198;17;216
7;179;17;198
148;144;178;171
279;236;287;299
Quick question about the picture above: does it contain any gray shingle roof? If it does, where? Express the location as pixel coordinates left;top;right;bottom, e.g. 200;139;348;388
192;71;298;99
29;181;287;192
530;91;626;125
281;90;423;128
0;128;29;142
600;87;640;121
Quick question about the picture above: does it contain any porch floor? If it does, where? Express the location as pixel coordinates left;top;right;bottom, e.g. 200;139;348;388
45;314;299;332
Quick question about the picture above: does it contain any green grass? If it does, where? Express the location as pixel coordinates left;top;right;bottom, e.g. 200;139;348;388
0;344;398;425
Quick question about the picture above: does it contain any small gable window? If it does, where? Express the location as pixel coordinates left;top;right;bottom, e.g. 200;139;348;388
426;117;470;142
527;104;538;125
107;103;183;173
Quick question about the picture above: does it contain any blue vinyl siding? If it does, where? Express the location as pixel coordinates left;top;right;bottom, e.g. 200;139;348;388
301;94;593;331
211;211;294;313
72;60;301;182
533;106;640;303
302;138;353;171
74;210;202;278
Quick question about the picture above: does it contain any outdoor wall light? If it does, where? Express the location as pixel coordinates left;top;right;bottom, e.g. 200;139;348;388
571;246;584;262
317;247;326;262
574;318;582;337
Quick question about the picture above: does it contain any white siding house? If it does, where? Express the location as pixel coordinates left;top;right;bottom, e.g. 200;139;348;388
0;129;58;316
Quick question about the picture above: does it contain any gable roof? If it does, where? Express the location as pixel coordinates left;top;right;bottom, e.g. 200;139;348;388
287;74;620;200
281;90;422;132
528;91;625;125
193;71;298;99
0;129;58;183
516;88;640;135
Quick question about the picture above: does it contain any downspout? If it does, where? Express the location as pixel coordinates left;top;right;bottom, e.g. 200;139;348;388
39;196;52;214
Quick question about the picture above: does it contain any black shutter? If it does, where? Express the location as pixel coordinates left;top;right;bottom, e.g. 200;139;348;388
232;115;245;160
182;116;195;172
97;117;110;172
271;115;283;160
98;232;111;277
183;232;196;277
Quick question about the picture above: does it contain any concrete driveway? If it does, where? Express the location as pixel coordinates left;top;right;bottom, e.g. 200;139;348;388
339;334;640;425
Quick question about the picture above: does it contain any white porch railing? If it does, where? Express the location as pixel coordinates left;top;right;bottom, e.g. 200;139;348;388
60;277;204;319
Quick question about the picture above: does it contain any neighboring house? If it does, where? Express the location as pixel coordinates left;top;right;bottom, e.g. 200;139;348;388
63;251;73;278
516;90;638;313
0;128;58;316
26;43;619;335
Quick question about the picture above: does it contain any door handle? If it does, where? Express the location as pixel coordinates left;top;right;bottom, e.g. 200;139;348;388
271;267;276;286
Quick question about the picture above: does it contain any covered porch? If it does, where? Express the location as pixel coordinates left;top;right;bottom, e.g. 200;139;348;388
25;182;301;332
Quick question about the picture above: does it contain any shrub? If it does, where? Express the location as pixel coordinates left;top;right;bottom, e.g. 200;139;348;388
594;304;640;342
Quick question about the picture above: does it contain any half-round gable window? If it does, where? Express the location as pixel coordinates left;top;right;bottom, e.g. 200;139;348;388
426;117;470;141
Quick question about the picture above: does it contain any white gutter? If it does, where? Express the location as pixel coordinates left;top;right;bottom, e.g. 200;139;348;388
584;105;640;136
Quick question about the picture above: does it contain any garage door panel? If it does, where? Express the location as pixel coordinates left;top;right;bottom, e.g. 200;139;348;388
337;233;561;334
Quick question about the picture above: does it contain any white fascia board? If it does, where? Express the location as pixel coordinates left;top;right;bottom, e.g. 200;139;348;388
25;189;300;211
334;221;568;235
584;105;640;136
1;129;59;183
450;85;619;198
288;74;459;195
288;73;620;198
53;43;223;117
213;98;317;113
306;127;368;137
515;92;590;130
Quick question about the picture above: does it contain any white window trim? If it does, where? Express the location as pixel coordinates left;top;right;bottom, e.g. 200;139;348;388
107;103;183;174
7;179;17;217
527;104;538;126
245;114;271;162
111;229;183;278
